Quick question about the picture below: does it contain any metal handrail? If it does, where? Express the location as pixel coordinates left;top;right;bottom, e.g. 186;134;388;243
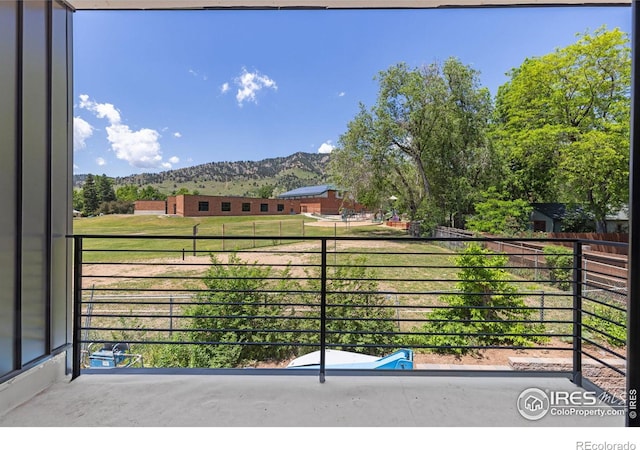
70;233;628;398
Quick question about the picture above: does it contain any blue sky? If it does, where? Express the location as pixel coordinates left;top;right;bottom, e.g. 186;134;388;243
72;6;632;178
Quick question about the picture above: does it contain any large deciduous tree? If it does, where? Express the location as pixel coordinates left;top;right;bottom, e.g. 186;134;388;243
330;58;497;227
493;27;630;232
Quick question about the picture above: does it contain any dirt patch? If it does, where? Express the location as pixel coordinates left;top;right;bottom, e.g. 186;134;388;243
251;338;609;369
305;219;383;228
411;340;573;366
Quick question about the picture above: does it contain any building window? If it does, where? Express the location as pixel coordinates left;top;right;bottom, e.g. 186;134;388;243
277;204;284;212
260;203;269;212
221;202;231;212
242;203;251;212
198;201;209;212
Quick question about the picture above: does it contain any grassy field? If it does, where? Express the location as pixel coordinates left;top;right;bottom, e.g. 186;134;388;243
73;212;315;236
72;213;411;237
73;213;408;261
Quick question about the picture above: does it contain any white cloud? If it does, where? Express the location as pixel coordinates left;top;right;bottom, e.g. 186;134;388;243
168;156;180;164
233;68;277;106
173;132;182;138
338;92;346;97
96;157;106;166
79;94;121;124
318;141;335;154
78;94;175;170
73;116;93;150
220;82;230;94
106;124;165;169
189;69;207;81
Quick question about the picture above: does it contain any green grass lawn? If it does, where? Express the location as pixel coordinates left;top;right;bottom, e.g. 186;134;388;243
73;213;409;262
73;213;315;236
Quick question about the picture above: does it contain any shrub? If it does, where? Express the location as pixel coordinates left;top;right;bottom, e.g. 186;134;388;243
151;253;298;368
411;243;547;354
543;245;573;291
584;302;626;348
98;200;135;215
300;256;400;355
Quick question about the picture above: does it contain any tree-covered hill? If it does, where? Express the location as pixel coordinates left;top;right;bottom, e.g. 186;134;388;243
74;151;329;197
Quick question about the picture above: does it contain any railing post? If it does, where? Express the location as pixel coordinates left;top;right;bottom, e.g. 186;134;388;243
573;241;583;387
320;238;327;383
628;0;640;426
72;236;83;380
169;295;174;336
192;223;199;256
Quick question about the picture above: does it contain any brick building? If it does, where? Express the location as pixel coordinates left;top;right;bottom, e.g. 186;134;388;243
134;200;167;215
166;194;300;217
277;184;361;215
136;185;364;217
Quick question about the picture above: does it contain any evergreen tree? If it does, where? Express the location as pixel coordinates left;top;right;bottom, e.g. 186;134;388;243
96;174;116;203
82;174;99;216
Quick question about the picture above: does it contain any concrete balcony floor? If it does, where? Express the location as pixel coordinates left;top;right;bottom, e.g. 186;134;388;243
0;372;625;427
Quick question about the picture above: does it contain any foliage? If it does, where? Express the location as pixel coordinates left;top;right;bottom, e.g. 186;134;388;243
256;184;275;199
583;302;626;348
301;256;399;355
466;192;532;236
493;27;630;230
173;187;191;195
97;200;134;215
151;253;297;368
72;188;84;212
96;174;116;203
543;245;573;291
115;184;140;202
411;243;547;354
138;185;167;201
330;58;498;225
560;206;596;233
560;129;629;232
82;174;99;216
80;174;135;215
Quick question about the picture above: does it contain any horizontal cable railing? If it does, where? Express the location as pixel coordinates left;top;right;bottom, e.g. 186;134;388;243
70;234;627;397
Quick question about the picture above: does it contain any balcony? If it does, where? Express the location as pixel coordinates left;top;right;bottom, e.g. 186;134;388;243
0;232;629;427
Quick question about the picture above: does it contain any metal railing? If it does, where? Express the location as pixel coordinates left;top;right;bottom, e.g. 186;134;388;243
70;234;628;398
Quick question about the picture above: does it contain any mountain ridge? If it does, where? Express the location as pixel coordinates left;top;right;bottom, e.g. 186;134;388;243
73;151;331;197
